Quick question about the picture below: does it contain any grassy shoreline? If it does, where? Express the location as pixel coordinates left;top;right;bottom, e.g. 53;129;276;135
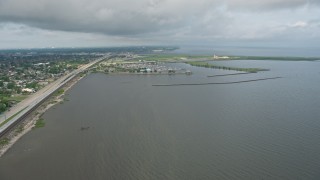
0;73;86;157
34;118;45;128
186;61;269;73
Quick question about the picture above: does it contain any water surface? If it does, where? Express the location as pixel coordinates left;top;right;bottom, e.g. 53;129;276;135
1;60;320;179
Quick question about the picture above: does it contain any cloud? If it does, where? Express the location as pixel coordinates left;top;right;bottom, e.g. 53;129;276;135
0;23;150;49
290;21;308;28
0;0;216;35
0;0;318;36
0;0;319;49
224;0;313;10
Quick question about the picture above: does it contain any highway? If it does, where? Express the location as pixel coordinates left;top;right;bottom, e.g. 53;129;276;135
0;55;109;136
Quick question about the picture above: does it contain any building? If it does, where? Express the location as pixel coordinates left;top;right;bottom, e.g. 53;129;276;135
22;88;34;93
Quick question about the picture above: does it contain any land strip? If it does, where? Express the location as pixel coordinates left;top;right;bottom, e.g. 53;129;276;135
152;77;282;86
0;74;84;157
207;72;253;77
186;61;269;73
0;55;108;137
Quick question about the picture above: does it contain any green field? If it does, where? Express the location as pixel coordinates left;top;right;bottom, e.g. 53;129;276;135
34;118;45;128
4;95;28;102
0;138;9;146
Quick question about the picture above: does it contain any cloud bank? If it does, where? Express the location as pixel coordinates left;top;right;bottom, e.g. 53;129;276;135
0;0;319;48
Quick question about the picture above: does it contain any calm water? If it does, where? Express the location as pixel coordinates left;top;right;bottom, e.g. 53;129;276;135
1;60;320;179
174;46;320;57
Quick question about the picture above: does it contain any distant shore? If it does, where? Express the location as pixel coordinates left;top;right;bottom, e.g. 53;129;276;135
0;74;85;157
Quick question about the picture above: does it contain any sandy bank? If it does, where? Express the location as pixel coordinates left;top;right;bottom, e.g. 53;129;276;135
0;74;85;158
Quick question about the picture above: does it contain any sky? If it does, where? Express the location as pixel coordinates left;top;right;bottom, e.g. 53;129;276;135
0;0;320;50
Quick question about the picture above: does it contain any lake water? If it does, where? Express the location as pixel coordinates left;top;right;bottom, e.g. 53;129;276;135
174;46;320;57
1;60;320;179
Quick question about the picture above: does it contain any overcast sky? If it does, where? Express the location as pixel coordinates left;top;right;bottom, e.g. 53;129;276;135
0;0;319;49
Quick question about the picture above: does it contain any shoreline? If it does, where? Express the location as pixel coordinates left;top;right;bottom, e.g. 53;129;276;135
0;74;85;158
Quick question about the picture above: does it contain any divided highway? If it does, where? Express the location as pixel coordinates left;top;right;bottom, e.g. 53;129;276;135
0;55;109;137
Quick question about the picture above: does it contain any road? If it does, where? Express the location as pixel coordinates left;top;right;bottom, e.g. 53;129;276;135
0;55;108;135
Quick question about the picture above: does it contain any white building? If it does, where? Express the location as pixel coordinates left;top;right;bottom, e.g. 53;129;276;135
22;88;34;93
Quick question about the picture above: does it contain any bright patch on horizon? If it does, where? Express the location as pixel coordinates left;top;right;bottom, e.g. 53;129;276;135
290;21;308;28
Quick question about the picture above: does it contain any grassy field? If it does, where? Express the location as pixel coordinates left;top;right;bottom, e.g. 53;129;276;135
4;95;28;102
54;89;64;96
34;118;45;128
0;138;9;146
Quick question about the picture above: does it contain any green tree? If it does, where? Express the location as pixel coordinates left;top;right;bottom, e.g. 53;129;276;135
26;82;38;89
15;87;22;94
1;76;9;82
0;103;6;113
7;82;15;89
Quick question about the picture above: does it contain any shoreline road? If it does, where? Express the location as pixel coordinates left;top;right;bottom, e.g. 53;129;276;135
0;55;109;135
